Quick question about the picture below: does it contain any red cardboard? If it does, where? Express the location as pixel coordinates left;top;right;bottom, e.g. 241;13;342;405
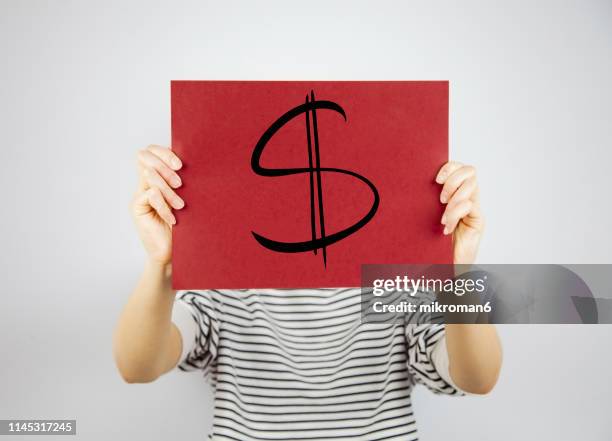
171;81;451;289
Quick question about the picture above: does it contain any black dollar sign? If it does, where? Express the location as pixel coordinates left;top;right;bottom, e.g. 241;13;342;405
251;90;380;267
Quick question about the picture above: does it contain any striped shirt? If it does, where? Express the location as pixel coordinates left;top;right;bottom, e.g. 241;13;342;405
172;288;464;441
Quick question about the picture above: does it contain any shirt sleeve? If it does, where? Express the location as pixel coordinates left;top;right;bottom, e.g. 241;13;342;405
405;323;465;396
171;290;220;373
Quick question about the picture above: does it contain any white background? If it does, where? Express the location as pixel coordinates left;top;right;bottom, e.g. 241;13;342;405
1;0;611;440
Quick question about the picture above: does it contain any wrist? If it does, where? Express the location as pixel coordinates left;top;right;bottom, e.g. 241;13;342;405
453;239;479;266
144;259;173;285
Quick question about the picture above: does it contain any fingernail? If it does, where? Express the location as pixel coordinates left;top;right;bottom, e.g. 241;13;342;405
172;176;182;188
441;215;447;225
436;173;445;184
443;226;449;235
176;198;185;209
170;215;176;225
440;193;447;203
172;158;182;170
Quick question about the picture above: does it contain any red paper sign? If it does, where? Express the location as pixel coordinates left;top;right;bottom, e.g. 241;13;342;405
171;81;451;289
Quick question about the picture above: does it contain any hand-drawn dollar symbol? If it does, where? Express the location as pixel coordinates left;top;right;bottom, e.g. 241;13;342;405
251;90;380;267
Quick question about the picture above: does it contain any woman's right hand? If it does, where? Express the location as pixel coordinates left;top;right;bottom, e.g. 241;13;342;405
131;145;185;265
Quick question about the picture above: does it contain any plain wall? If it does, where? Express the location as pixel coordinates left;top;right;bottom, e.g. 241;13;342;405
1;1;611;440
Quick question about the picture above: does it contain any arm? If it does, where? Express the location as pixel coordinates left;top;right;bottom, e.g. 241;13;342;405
113;145;186;383
436;162;502;394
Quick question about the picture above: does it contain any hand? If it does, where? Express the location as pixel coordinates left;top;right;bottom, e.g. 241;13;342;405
436;162;484;265
131;145;185;266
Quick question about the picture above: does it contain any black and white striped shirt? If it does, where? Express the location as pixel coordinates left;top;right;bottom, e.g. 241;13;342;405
172;289;464;441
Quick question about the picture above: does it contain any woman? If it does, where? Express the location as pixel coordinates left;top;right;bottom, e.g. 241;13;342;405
113;145;502;440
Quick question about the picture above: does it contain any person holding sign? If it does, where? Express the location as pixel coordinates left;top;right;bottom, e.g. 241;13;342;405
113;144;502;441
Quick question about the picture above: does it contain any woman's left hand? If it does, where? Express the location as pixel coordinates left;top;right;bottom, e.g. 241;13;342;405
436;162;484;265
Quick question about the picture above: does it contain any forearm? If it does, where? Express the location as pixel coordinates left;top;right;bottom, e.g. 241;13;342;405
445;323;502;394
113;260;181;383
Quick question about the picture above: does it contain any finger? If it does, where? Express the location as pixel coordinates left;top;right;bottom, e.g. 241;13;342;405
441;199;472;235
137;149;182;190
443;187;484;231
131;189;154;218
146;145;182;170
143;167;185;210
147;187;176;226
436;161;463;184
444;175;477;207
439;165;476;203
